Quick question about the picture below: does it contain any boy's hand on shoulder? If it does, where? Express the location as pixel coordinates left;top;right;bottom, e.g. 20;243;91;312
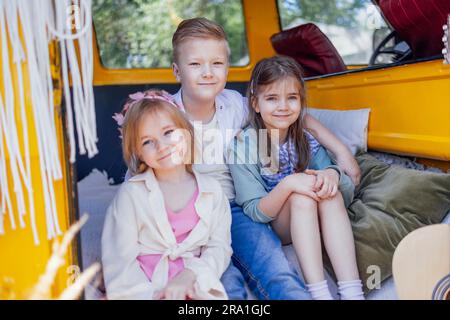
336;153;361;186
153;269;196;300
304;169;339;199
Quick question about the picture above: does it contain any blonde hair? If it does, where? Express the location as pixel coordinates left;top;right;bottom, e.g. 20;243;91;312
172;17;230;63
121;91;194;176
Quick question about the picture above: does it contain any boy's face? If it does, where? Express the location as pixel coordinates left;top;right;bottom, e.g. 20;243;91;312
172;38;229;103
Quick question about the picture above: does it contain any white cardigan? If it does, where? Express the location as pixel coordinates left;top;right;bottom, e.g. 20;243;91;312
101;168;232;300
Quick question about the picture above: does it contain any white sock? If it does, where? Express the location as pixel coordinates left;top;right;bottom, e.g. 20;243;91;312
337;279;365;300
306;280;334;300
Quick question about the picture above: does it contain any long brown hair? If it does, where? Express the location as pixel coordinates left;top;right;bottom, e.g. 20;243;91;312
247;55;310;172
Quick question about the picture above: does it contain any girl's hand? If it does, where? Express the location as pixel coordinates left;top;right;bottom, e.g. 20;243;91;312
153;269;196;300
282;173;320;201
336;153;361;186
304;169;339;199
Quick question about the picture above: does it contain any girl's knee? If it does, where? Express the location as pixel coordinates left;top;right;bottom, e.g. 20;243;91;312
288;193;317;211
320;190;344;205
318;191;348;215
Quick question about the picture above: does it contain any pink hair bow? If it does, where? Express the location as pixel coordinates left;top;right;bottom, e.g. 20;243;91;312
112;90;179;130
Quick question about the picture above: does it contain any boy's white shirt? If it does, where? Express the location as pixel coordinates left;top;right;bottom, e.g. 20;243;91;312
191;111;236;199
102;167;232;300
172;88;249;200
172;88;249;150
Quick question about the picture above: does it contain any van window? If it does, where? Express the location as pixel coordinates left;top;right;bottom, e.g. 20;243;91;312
93;0;249;69
277;0;389;65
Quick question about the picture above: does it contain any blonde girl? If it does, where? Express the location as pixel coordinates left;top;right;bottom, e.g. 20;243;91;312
102;90;232;300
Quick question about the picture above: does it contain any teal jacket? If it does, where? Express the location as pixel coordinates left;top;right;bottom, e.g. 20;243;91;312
227;127;355;223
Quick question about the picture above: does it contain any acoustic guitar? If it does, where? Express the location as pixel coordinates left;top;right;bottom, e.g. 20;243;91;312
392;224;450;300
394;16;450;300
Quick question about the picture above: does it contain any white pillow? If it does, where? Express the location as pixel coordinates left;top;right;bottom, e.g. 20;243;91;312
307;107;371;155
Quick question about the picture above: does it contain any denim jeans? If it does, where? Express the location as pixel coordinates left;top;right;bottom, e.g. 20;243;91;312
221;201;311;300
220;261;248;299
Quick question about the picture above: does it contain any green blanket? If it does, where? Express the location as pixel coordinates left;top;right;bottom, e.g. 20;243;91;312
324;153;450;293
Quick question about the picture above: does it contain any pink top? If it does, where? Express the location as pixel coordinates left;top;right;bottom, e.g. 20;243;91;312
137;188;200;281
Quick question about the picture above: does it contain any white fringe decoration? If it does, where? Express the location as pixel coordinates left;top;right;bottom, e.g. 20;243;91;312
0;0;97;244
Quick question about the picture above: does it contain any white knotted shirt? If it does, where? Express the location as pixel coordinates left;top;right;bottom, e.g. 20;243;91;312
101;168;232;300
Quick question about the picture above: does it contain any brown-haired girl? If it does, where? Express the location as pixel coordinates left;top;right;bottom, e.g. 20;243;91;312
228;56;364;300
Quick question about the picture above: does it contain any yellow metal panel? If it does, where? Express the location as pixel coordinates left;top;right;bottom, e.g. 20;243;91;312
92;0;279;86
306;60;450;162
0;36;74;299
347;65;368;70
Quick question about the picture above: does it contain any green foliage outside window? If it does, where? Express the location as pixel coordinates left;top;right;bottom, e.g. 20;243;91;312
93;0;249;69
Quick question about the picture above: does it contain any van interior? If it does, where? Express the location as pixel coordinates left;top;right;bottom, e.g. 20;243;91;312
73;0;450;300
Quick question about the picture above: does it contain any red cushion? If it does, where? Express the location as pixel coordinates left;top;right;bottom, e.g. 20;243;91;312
376;0;450;58
270;23;347;77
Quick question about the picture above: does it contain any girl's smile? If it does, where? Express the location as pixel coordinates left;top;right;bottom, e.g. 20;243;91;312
253;76;302;142
157;150;175;161
138;111;189;170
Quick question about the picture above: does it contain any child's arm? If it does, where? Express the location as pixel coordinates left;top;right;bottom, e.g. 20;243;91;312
229;154;318;222
304;168;340;200
258;173;320;218
228;129;317;222
256;180;292;218
228;156;274;223
304;114;361;185
101;187;154;300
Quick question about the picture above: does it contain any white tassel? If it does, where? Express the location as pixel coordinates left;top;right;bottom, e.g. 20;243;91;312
0;1;28;229
17;0;61;239
0;0;97;243
49;0;97;161
0;96;15;230
4;0;39;244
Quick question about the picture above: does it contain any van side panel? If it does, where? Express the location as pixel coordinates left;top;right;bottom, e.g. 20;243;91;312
306;60;450;162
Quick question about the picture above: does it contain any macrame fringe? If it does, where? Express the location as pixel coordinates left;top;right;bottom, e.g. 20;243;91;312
0;0;97;244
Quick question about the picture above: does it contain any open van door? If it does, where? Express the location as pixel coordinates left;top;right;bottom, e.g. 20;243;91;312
0;0;95;299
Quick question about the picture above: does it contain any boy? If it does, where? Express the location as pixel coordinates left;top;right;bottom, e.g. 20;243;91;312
171;17;361;299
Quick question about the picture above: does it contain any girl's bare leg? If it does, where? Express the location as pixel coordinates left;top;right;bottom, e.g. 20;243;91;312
317;192;359;281
271;193;325;284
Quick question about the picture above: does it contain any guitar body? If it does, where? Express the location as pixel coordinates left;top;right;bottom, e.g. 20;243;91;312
393;19;450;299
392;224;450;300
